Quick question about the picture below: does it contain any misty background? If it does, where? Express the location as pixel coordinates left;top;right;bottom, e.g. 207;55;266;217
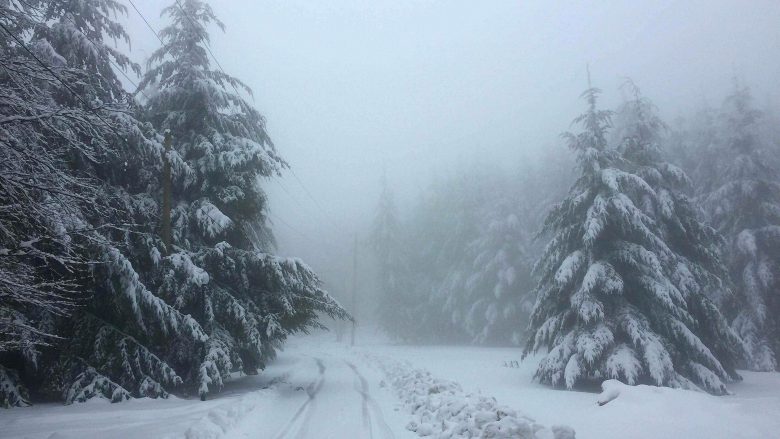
124;0;780;315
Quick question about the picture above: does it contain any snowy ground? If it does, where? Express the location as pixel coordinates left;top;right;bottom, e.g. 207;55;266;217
2;330;779;439
358;338;780;439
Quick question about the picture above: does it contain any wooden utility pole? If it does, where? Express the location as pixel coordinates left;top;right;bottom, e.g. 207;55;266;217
161;130;172;255
350;233;358;347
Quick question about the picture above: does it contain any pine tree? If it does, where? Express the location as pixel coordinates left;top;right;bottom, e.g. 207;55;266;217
701;82;780;371
138;0;348;399
370;177;416;339
445;194;533;345
3;0;210;404
407;169;490;343
429;169;535;346
378;164;549;345
0;0;137;406
525;82;742;395
615;80;744;378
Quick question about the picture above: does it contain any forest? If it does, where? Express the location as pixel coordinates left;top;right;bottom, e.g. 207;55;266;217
1;1;779;438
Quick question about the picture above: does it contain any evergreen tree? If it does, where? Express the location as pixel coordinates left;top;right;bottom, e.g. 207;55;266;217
0;0;136;406
4;0;210;405
443;194;533;345
615;80;744;377
370;176;416;339
410;169;491;343
524;82;742;395
701;82;780;371
138;0;348;399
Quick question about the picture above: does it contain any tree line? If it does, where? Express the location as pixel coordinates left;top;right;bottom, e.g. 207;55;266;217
0;0;348;408
371;77;780;395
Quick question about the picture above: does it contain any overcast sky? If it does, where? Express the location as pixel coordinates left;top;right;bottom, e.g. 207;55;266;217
123;0;780;292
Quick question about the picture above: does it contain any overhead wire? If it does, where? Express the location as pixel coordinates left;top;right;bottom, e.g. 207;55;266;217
172;0;248;103
6;2;327;244
126;0;164;45
169;0;342;235
0;10;132;150
15;0;151;101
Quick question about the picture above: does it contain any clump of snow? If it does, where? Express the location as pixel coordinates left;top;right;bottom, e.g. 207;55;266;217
597;380;622;406
366;353;575;439
194;201;232;239
169;252;210;287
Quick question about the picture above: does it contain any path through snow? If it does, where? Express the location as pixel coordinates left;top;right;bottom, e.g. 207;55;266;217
238;355;398;439
223;345;408;439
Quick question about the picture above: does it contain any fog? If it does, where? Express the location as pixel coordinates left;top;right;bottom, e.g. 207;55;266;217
5;0;780;435
121;1;780;265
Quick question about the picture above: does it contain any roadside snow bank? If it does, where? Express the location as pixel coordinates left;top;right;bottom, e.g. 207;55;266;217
366;354;575;439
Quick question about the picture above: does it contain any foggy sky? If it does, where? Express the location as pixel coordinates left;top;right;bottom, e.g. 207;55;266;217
124;0;780;298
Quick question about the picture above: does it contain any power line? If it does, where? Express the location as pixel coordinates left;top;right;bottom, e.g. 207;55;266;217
267;210;314;242
271;178;315;217
15;0;150;101
172;0;248;103
126;1;339;238
0;12;131;149
126;0;164;45
289;167;333;218
167;1;342;230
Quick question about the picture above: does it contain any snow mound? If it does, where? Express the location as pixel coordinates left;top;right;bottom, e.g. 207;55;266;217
366;354;575;439
597;380;622;406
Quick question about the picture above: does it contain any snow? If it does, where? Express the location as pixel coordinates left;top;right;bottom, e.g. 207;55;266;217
358;336;780;439
3;331;780;439
195;202;233;239
365;352;571;438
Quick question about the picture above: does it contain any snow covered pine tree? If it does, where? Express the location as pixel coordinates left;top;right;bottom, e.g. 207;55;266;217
0;0;212;405
0;0;143;407
440;175;534;346
524;81;743;395
370;176;416;339
138;0;349;400
701;82;780;371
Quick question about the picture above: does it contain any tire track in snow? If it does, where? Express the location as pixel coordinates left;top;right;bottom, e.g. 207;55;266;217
345;360;395;439
272;357;326;439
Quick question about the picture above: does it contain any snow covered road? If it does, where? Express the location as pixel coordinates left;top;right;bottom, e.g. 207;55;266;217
235;354;398;439
0;339;414;439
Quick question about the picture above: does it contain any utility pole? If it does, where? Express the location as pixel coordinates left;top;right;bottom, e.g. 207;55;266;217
351;233;358;347
161;129;172;255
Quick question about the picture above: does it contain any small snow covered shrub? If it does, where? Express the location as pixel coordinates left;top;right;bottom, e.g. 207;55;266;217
64;367;132;404
0;365;30;408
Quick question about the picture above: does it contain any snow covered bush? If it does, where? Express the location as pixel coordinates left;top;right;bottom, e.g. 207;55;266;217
64;366;132;405
524;82;743;395
0;365;30;408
